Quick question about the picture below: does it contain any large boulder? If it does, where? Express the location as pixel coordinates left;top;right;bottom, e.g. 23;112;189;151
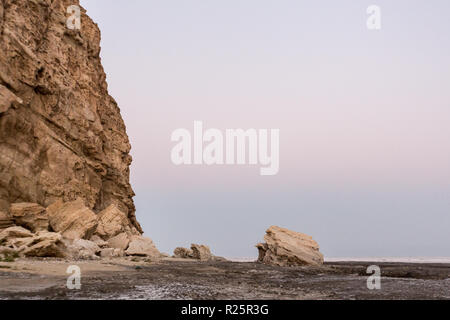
1;230;68;258
14;231;62;248
66;239;101;260
46;199;98;240
0;226;33;244
173;247;193;259
22;240;66;258
95;204;133;240
191;244;212;261
107;232;130;250
10;203;49;232
173;244;217;261
125;236;160;257
256;226;324;267
21;232;67;258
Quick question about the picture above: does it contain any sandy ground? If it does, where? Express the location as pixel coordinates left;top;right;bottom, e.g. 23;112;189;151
0;258;449;300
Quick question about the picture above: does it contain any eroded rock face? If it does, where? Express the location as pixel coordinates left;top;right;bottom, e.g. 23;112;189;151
10;203;49;232
256;226;324;267
0;211;14;230
47;199;97;240
0;199;164;259
0;0;142;234
95;204;137;240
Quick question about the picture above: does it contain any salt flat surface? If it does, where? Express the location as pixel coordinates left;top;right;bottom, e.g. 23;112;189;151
227;257;257;262
325;257;450;263
227;257;450;263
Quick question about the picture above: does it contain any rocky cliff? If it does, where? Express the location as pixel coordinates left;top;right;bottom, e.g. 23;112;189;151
0;0;141;232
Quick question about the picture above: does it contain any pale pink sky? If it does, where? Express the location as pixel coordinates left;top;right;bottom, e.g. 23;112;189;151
81;0;450;257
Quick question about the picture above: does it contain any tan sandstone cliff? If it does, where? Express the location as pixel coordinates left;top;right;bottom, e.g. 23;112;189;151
0;0;142;233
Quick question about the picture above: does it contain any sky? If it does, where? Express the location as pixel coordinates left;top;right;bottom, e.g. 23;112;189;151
80;0;450;258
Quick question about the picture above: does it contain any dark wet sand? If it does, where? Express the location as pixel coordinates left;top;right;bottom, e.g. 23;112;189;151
0;259;449;300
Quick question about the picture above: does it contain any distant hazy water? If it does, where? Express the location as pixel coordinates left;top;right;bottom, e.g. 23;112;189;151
326;257;450;263
227;257;450;263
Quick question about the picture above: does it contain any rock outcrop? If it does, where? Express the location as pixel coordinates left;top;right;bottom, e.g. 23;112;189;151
22;232;66;258
0;0;141;233
191;244;213;261
173;244;224;262
256;226;324;267
0;1;166;260
0;201;160;260
1;227;66;258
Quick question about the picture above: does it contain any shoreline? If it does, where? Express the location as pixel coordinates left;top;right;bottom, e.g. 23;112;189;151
228;257;450;263
1;257;449;300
